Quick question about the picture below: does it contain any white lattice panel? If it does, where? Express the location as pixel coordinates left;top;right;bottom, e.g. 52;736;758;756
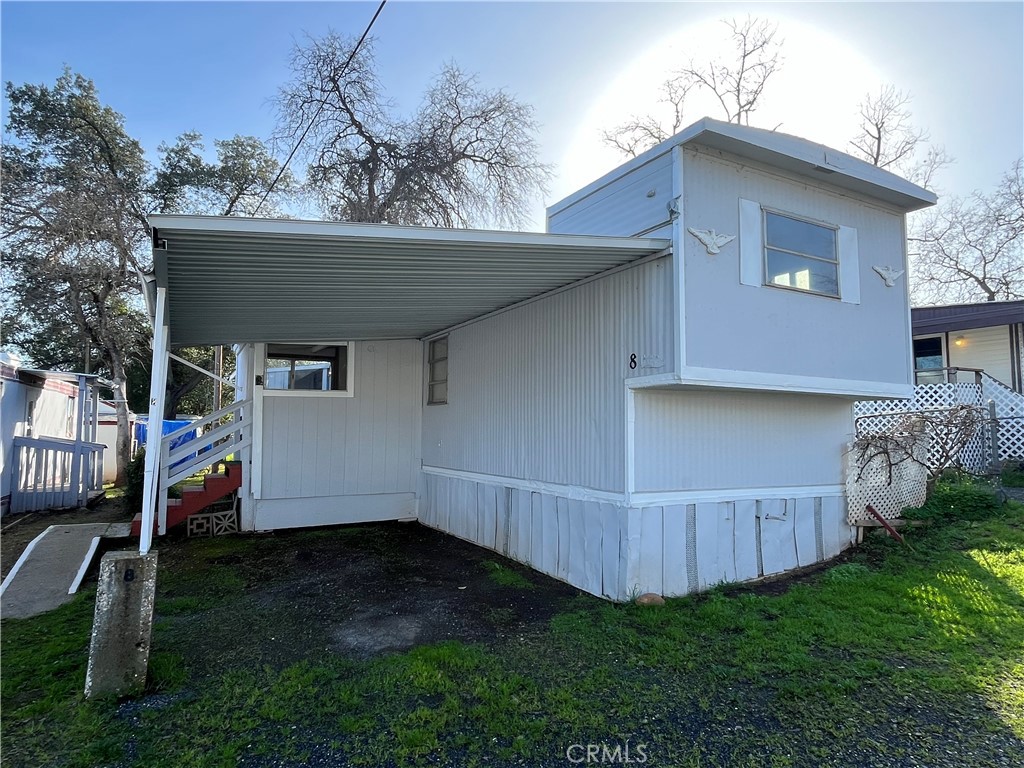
982;374;1024;461
845;436;929;524
854;383;983;418
855;410;989;474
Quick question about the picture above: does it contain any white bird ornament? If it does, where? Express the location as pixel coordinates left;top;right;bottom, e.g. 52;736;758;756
687;228;736;255
872;265;905;287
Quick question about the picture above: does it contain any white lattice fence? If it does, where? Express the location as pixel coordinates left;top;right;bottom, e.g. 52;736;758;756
855;410;990;473
845;428;929;524
854;382;983;417
981;374;1024;461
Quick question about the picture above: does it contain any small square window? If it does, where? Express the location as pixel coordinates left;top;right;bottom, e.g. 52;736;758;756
763;211;839;298
265;344;348;391
427;337;448;405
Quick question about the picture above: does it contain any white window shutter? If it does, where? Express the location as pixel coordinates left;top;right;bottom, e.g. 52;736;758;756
838;225;860;304
738;198;762;287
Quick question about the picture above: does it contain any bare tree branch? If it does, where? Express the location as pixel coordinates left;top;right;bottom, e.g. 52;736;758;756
602;16;783;157
274;34;550;228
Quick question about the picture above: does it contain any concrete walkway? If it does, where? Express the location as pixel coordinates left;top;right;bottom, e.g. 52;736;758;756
0;523;131;619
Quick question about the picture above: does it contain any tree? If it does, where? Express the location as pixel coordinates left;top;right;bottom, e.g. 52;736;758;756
909;160;1024;304
2;69;292;482
2;70;151;484
274;33;550;228
848;85;952;191
603;17;783;158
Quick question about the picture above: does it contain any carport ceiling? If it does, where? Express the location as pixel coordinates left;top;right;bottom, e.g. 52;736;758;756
150;215;671;347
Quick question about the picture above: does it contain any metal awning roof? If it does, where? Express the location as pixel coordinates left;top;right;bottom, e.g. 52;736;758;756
149;215;671;346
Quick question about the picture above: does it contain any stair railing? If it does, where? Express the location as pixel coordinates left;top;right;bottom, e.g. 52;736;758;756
156;398;253;535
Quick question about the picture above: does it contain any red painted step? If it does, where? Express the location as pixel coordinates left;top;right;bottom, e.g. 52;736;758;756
131;461;242;536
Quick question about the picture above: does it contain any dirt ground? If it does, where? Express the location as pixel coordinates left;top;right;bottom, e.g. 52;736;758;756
152;521;583;676
0;494;135;580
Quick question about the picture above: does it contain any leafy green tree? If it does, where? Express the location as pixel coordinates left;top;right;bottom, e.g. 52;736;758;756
2;70;150;483
2;69;292;482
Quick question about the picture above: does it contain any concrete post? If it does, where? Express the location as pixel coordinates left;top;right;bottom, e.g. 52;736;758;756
84;550;158;699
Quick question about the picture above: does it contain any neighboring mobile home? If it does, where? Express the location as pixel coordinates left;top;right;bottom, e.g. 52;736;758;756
911;300;1024;390
137;118;935;600
0;352;108;515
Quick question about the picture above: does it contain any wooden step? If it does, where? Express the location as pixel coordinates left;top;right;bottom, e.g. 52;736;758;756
130;462;244;537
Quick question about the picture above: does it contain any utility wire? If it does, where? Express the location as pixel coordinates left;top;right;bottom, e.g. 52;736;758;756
253;0;388;217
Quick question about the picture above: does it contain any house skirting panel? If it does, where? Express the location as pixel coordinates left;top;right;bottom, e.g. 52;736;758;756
420;469;853;601
251;492;416;532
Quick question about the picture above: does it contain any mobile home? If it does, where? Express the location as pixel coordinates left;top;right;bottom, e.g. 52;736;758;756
137;118;935;600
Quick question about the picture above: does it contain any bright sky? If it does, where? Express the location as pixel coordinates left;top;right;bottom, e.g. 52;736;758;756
2;1;1022;229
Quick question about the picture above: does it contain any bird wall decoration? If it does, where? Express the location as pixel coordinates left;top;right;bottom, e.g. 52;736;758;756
872;265;905;287
687;227;736;255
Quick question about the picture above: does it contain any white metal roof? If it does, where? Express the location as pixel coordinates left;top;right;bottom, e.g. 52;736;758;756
549;117;938;217
149;215;670;346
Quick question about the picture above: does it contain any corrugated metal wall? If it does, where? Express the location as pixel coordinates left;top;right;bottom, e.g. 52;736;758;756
421;472;853;601
948;325;1014;389
682;147;912;387
420;472;625;599
627;495;853;596
548;154;674;237
421;257;674;492
260;339;422;499
633;389;854;492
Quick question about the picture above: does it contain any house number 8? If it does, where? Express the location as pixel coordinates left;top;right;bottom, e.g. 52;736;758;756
629;354;637;370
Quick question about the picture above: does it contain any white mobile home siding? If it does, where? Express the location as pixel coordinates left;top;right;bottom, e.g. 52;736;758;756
947;325;1014;389
681;147;912;390
252;340;422;528
547;153;674;238
421;257;674;492
632;389;854;492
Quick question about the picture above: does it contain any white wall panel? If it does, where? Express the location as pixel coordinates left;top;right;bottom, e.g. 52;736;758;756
422;471;627;599
548;154;674;237
423;258;673;492
948;325;1013;388
633;389;853;492
261;340;421;500
424;471;854;602
682;147;913;389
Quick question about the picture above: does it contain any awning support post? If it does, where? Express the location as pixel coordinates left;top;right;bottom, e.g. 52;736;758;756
140;287;169;556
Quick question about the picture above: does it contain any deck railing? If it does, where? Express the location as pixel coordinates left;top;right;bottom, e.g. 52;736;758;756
156;398;252;534
10;435;105;513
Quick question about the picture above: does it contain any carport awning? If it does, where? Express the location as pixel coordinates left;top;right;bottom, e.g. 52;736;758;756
149;215;671;346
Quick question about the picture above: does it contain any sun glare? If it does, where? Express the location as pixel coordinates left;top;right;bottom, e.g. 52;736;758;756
556;17;886;203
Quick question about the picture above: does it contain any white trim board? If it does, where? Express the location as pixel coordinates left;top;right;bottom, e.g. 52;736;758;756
421;466;625;504
625;367;913;399
630;485;845;506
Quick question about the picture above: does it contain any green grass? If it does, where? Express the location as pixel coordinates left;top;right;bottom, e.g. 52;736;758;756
3;495;1022;767
482;558;535;589
1002;462;1024;488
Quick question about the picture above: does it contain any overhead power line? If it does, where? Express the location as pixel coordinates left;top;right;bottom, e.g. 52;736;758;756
253;0;388;217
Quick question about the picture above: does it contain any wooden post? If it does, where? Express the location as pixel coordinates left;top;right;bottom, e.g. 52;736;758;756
140;287;169;556
988;400;999;473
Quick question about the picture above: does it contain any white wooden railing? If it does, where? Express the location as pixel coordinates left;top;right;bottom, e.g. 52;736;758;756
9;435;105;513
155;398;252;534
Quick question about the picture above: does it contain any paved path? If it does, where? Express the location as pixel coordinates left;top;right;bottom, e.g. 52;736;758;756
0;523;131;619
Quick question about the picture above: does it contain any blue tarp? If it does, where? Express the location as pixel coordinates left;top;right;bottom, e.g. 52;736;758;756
134;418;202;470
